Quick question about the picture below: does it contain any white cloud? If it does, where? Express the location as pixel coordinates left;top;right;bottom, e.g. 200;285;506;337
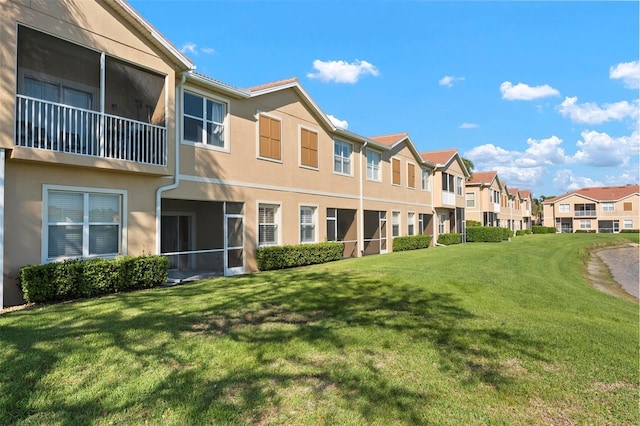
500;81;560;101
553;169;603;192
572;130;640;167
200;47;216;55
181;42;197;55
439;75;465;87
307;59;379;84
464;144;517;165
327;114;349;130
459;122;478;129
493;166;546;188
610;60;640;89
516;136;568;167
557;96;638;125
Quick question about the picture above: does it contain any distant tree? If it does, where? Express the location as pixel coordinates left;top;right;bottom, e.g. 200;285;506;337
462;157;474;177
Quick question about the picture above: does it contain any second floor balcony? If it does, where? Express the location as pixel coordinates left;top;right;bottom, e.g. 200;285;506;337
574;203;596;217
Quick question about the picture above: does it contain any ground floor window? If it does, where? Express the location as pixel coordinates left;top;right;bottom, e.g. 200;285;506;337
407;212;415;236
300;206;316;243
392;211;400;237
45;187;123;260
438;213;446;234
258;203;279;246
624;219;633;229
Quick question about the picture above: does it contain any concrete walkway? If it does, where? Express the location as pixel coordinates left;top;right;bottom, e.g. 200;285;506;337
594;243;639;300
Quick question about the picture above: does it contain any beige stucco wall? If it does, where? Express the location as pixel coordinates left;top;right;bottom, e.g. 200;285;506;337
543;193;640;230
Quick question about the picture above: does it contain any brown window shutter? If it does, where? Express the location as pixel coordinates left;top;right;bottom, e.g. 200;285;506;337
408;164;415;188
392;159;401;185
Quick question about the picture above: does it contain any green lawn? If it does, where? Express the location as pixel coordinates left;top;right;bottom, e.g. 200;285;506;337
1;234;638;425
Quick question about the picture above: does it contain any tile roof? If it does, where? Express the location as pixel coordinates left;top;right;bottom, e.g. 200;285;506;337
508;188;520;196
420;149;458;165
191;72;247;93
519;189;532;198
247;77;299;92
545;185;640;203
467;171;497;185
368;132;409;146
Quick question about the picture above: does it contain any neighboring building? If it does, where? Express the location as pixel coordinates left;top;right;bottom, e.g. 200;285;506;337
1;0;194;308
465;171;502;226
542;185;640;233
518;189;534;230
420;149;470;240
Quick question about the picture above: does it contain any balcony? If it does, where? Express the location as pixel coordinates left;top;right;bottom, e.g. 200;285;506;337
16;95;166;166
442;191;456;206
493;202;501;213
574;210;596;217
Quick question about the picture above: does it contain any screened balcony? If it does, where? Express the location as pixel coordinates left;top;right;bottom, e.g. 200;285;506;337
574;204;596;217
15;26;167;166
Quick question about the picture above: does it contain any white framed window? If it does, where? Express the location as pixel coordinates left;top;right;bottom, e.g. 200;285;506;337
407;212;415;236
442;173;455;193
327;208;337;242
456;176;463;196
366;149;382;181
601;202;614;212
300;206;317;243
258;203;280;246
466;192;475;208
418;213;426;235
183;91;228;149
438;213;446;234
579;219;591;229
624;219;633;229
392;211;400;237
421;167;431;191
334;140;352;175
43;186;125;261
559;204;570;213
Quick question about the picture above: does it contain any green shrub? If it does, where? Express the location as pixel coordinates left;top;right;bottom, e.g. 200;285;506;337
532;226;556;234
393;235;432;251
257;242;343;271
515;230;525;236
501;228;514;240
437;233;462;245
19;255;169;303
466;226;503;242
620;229;639;233
466;220;482;227
524;229;532;235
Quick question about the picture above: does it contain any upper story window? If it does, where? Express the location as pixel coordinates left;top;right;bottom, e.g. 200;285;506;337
258;114;282;161
334;140;352;175
421;168;431;191
559;203;570;213
456;177;463;196
366;149;382;181
466;192;475;208
45;187;123;261
184;92;226;149
300;127;318;169
601;202;614;212
392;158;401;186
442;173;455;193
407;163;416;189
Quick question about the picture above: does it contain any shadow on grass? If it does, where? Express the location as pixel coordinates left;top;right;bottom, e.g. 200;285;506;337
0;267;547;424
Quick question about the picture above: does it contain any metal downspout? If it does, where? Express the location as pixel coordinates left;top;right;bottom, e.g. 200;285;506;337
359;141;367;256
155;73;186;254
0;149;4;311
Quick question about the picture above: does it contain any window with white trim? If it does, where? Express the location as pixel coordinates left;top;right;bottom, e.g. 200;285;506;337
407;212;415;236
579;219;591;229
466;192;475;208
418;213;426;235
392;211;400;237
46;189;122;260
456;177;463;196
624;219;633;229
300;206;316;243
438;213;446;234
601;202;614;212
334;140;352;175
183;91;226;148
366;149;381;181
258;204;279;246
559;204;570;213
442;173;455;193
421;167;431;191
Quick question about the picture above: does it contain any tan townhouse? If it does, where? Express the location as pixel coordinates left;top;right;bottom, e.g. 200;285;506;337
518;189;534;230
420;149;470;239
542;185;639;233
465;171;502;226
0;0;194;308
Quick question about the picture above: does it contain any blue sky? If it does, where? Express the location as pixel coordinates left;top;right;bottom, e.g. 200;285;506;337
131;0;639;197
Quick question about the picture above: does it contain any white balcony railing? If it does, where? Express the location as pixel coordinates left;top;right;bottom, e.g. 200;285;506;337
15;95;167;166
442;191;456;206
574;210;596;217
494;203;501;213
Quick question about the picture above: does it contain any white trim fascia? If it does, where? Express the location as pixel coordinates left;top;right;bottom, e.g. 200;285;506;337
111;0;194;71
180;174;359;200
186;72;250;99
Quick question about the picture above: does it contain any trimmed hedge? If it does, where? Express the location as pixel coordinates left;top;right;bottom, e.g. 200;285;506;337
257;242;343;271
393;234;432;252
19;255;169;303
466;226;503;242
620;229;639;233
575;229;597;233
501;228;514;240
437;233;462;245
515;230;525;236
532;226;557;234
466;220;482;227
524;229;532;235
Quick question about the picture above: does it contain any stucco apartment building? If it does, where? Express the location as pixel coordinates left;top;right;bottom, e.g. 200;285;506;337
542;185;639;233
465;171;533;230
420;149;470;236
1;0;451;308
